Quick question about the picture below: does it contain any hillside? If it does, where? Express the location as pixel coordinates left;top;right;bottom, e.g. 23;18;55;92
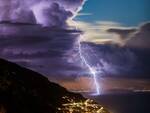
0;58;109;113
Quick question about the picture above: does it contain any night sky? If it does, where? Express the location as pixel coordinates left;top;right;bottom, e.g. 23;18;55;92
0;0;150;94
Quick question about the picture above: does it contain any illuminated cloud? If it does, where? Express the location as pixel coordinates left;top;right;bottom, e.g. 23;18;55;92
68;20;135;45
76;13;93;16
0;0;86;27
69;20;150;49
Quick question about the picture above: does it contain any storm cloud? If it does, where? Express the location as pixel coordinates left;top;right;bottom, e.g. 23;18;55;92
0;22;81;78
107;28;136;39
0;0;150;81
0;0;87;81
126;22;150;48
107;22;150;48
0;0;85;27
75;42;150;78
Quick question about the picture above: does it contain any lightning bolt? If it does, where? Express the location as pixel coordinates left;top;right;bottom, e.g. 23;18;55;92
69;19;100;95
78;35;100;95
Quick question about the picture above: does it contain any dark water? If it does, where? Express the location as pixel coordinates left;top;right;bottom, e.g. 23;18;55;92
87;92;150;113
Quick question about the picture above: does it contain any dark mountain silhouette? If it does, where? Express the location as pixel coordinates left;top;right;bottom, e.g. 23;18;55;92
0;58;109;113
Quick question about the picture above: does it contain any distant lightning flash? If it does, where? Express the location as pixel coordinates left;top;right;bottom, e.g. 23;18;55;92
78;35;100;95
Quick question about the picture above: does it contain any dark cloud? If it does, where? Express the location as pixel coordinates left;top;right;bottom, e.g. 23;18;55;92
107;22;150;49
126;22;150;48
1;22;149;80
107;28;136;39
76;42;150;78
0;23;81;80
0;22;150;80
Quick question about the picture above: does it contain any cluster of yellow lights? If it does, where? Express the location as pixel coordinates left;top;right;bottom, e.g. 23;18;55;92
57;96;109;113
